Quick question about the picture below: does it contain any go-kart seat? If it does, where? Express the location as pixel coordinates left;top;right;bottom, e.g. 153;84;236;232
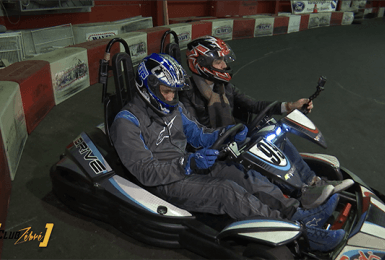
164;42;182;64
160;30;182;64
103;51;135;146
104;93;122;146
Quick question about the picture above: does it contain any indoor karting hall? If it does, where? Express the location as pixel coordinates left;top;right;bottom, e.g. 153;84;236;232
1;1;385;259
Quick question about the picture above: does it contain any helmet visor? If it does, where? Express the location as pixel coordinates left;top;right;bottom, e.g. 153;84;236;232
205;42;236;64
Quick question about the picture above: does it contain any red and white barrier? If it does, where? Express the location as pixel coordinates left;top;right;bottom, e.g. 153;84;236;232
138;27;170;55
0;81;28;180
190;21;212;40
232;18;255;39
308;13;332;29
110;31;148;65
273;16;290;35
163;23;193;50
207;18;234;41
0;60;54;133
342;12;355;25
29;47;90;105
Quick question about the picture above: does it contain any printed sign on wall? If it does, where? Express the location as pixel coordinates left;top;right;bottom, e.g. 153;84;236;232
30;47;90;105
254;17;275;37
288;15;301;33
342;12;354;25
208;19;234;41
86;31;118;41
291;1;338;14
351;0;366;9
164;23;192;50
340;1;352;11
117;32;147;65
0;81;28;180
308;13;332;28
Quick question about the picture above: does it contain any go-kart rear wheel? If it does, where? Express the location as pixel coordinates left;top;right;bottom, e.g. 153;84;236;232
243;243;294;260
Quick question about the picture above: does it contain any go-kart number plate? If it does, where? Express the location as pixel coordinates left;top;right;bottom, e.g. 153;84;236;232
249;139;287;166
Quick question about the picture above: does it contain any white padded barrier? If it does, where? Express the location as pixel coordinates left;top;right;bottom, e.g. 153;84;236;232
73;22;120;44
163;23;192;50
278;13;301;33
342;12;355;25
112;16;153;34
73;17;153;44
308;13;332;29
111;31;148;66
205;18;234;41
351;0;367;10
244;15;275;37
29;47;90;105
340;1;353;11
363;8;374;16
379;7;385;17
291;0;337;14
0;81;28;180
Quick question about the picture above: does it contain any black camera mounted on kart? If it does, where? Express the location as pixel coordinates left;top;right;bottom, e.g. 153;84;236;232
301;76;326;114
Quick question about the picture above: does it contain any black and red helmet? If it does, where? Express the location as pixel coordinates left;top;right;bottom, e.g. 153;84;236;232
186;36;236;83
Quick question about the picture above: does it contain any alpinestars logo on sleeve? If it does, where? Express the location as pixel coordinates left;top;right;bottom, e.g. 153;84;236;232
156;116;177;145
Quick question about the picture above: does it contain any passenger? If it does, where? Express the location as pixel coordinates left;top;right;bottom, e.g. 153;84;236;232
111;53;345;252
180;36;354;208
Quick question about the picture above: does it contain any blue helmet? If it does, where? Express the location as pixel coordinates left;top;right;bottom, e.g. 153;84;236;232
135;53;190;115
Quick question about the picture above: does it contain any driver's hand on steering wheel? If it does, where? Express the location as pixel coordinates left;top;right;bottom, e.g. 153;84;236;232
225;124;249;143
286;98;313;113
235;125;248;143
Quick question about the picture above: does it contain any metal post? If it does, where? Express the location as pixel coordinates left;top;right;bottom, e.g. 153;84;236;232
163;1;169;25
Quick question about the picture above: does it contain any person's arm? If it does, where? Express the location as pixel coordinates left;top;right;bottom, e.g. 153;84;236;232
177;104;222;149
111;111;189;187
179;88;198;119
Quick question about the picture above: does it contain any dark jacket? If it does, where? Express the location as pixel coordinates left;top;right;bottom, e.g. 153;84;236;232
179;76;283;128
110;93;220;187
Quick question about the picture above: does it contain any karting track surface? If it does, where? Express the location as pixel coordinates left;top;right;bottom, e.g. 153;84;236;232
2;18;385;259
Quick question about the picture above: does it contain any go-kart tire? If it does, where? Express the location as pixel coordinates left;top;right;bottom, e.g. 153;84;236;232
243;243;294;260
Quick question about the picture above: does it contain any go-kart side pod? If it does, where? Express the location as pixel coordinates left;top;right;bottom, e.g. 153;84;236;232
281;109;327;149
51;131;199;249
336;192;385;259
217;219;303;247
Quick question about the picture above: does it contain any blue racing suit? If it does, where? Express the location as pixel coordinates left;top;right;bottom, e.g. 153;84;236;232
110;93;299;220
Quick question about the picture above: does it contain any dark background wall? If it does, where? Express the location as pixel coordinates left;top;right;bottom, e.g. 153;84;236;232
2;0;384;30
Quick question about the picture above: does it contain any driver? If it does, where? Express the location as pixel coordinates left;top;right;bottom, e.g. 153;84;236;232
111;53;345;252
180;36;354;209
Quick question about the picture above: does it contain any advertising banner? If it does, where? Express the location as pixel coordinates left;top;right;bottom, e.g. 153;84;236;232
86;31;118;41
342;12;354;25
351;0;367;9
254;17;275;37
207;19;234;41
164;23;192;50
308;12;332;28
30;47;90;105
340;1;352;11
379;7;385;17
291;1;338;14
0;81;28;180
116;32;147;65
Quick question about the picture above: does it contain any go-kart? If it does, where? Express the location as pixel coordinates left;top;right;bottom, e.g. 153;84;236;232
49;35;385;260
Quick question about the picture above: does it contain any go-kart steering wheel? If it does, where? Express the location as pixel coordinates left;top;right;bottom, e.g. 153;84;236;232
211;123;244;150
247;101;278;135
